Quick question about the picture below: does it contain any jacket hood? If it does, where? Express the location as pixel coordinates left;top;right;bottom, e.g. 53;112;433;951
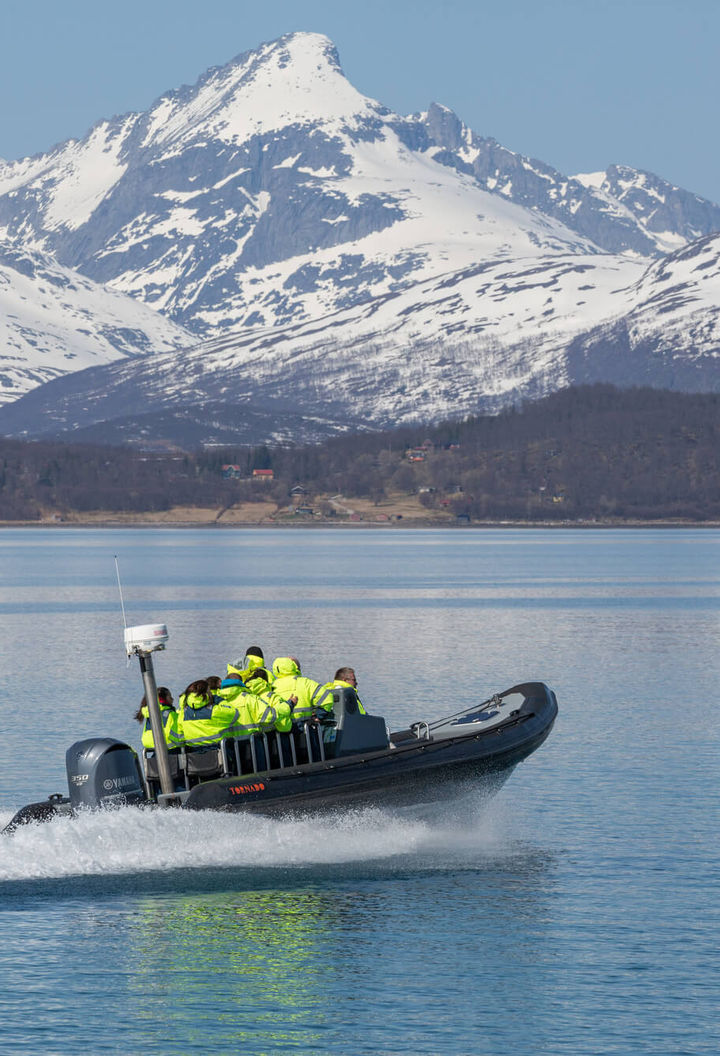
245;675;270;694
272;657;300;678
181;691;212;709
141;702;175;716
227;654;265;677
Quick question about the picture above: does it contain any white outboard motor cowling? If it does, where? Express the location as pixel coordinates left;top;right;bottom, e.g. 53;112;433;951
66;738;147;809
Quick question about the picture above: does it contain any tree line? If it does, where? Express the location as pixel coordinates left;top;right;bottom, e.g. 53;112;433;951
1;385;719;522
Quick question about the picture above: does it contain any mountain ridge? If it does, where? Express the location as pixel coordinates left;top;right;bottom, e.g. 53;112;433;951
1;232;718;447
0;30;718;437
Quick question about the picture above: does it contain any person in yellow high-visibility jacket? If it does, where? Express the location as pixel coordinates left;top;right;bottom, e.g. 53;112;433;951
272;657;332;723
178;680;246;746
226;645;273;684
135;686;182;749
215;670;292;734
319;667;367;715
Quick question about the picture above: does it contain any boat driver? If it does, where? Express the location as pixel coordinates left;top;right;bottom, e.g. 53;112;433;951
324;667;367;714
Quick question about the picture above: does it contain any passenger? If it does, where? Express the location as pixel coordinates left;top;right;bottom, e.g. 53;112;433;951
134;686;181;749
226;645;270;684
272;656;332;723
178;678;245;747
242;666;271;694
327;667;367;714
216;668;293;734
206;675;223;695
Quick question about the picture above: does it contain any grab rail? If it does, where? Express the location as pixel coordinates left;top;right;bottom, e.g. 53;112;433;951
145;721;330;792
225;722;326;777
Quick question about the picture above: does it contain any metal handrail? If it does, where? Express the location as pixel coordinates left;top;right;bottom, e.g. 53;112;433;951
426;693;505;731
150;722;328;789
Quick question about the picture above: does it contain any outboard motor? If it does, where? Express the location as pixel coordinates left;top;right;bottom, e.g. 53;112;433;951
66;738;147;809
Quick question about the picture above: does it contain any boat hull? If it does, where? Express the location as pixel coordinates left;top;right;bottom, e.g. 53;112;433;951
1;683;557;834
183;682;557;815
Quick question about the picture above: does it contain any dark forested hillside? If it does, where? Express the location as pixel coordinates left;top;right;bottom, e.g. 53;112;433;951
1;386;718;522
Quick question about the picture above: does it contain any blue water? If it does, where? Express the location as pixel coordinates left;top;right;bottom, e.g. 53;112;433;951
0;528;718;1055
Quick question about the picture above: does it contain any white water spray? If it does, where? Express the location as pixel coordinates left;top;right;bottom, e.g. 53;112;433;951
0;797;513;883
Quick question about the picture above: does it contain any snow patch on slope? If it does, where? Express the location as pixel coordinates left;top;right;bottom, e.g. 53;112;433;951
0;245;192;403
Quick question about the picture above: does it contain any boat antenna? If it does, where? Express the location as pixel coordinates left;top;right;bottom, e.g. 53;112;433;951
114;554;128;629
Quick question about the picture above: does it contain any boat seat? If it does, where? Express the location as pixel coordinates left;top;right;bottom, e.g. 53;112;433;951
185;745;229;778
144;750;183;781
229;736;267;775
329;688;389;757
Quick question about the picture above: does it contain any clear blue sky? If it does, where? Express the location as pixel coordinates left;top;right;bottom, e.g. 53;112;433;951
3;0;719;202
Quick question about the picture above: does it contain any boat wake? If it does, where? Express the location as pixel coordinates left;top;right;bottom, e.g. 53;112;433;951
0;795;519;885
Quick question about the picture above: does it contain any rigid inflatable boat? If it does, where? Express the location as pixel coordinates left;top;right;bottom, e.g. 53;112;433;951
2;624;557;834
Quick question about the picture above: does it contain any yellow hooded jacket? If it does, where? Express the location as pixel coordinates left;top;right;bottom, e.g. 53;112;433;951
226;653;273;685
178;691;244;747
216;676;292;734
271;657;330;722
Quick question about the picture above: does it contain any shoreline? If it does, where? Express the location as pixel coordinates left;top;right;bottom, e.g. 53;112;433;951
1;517;719;530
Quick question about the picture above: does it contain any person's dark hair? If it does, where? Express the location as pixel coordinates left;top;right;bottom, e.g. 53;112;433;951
248;668;269;683
334;667;356;683
183;679;211;703
206;675;222;691
245;645;264;659
134;686;174;722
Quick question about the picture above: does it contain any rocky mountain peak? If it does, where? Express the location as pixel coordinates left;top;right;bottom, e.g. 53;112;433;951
423;103;465;151
1;31;720;424
138;30;381;153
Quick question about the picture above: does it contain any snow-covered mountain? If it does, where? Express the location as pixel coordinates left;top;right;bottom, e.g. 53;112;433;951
0;243;191;402
412;104;720;257
2;234;718;446
566;232;720;389
574;165;720;252
0;32;604;339
0;30;718;442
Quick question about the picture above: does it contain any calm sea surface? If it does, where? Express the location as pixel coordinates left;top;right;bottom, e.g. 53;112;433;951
0;528;718;1055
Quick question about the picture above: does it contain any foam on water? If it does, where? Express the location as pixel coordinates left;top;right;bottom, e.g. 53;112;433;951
0;798;511;883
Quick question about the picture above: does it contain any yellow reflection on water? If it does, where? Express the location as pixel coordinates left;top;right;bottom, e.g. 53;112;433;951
129;887;339;1046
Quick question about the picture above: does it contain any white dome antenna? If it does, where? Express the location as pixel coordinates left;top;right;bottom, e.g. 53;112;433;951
124;623;169;656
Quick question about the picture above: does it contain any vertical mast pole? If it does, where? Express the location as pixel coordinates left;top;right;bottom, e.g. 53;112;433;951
124;623;174;799
138;650;175;797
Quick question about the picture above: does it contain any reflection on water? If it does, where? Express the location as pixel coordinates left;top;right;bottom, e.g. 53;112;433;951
131;890;336;1049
